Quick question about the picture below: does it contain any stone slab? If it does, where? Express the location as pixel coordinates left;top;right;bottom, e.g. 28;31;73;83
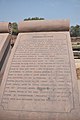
0;33;11;82
0;32;79;120
0;22;12;33
0;33;10;60
75;59;80;68
18;19;69;32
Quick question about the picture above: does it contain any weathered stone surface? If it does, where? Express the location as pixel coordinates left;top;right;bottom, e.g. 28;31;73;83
0;32;79;120
18;19;69;32
0;22;12;33
0;33;11;83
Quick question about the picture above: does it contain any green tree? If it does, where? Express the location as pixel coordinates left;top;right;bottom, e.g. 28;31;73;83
12;22;18;35
70;25;80;37
24;17;44;21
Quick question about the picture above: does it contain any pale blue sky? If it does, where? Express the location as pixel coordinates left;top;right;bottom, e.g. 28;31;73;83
0;0;80;25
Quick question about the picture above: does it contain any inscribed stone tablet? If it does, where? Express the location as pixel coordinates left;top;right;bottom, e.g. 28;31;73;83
0;32;80;120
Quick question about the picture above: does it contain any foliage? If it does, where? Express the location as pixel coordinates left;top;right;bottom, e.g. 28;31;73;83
12;22;18;35
70;25;80;37
24;17;44;21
